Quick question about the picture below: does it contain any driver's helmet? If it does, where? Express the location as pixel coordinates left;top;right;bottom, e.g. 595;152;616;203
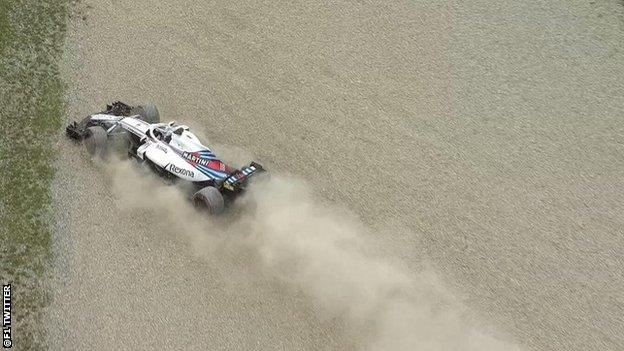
162;129;173;143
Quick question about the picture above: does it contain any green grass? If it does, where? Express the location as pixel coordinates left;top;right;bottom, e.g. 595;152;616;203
0;0;69;349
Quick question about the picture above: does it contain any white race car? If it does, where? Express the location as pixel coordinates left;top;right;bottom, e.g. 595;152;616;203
66;101;265;214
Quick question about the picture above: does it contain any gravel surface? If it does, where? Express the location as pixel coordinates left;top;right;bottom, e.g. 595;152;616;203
46;1;624;350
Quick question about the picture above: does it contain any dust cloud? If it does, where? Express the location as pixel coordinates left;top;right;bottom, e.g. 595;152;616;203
102;157;519;351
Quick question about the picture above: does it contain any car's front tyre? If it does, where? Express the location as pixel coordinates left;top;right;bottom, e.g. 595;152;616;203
133;103;160;123
84;126;108;157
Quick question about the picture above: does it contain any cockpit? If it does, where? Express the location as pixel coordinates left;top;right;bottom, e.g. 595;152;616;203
148;121;204;151
149;121;183;141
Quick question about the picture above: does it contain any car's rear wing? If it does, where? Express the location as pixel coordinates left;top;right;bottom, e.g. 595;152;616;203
222;162;265;191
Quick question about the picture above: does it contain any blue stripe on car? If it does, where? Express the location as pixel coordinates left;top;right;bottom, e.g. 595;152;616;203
195;164;229;179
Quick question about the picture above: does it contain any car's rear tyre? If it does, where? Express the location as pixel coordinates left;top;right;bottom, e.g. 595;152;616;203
134;103;160;123
193;186;225;215
84;126;108;157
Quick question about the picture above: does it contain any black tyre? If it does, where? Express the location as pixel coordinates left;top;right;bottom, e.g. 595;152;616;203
134;103;160;123
84;126;108;157
193;186;225;215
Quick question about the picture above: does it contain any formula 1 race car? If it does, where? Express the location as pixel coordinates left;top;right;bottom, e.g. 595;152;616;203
66;101;265;214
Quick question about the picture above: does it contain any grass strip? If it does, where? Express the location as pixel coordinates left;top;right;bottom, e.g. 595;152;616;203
0;1;69;349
